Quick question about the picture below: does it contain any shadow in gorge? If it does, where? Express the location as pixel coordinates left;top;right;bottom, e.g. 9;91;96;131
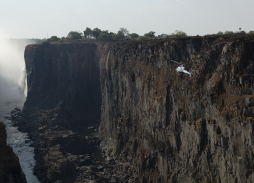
71;121;106;164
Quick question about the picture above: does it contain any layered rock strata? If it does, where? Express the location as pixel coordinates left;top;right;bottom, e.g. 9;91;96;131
0;121;27;183
98;35;254;182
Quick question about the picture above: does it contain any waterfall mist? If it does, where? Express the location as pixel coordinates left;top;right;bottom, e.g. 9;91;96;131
0;36;29;107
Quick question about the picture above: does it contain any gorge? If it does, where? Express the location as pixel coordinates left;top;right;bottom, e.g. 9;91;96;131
4;34;254;182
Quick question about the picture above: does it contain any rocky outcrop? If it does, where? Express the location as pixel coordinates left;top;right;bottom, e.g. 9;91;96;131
98;35;254;182
24;43;101;124
0;121;27;183
11;105;113;183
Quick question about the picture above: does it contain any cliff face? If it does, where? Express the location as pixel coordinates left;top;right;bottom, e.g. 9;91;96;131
23;35;254;182
98;35;254;182
0;121;27;183
24;43;101;123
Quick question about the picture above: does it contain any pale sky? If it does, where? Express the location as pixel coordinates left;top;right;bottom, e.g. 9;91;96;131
0;0;253;39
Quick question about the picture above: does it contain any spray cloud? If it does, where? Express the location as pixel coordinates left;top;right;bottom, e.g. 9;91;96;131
0;33;29;107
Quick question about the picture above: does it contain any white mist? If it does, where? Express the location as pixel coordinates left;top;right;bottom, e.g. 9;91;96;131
0;37;27;106
0;32;40;183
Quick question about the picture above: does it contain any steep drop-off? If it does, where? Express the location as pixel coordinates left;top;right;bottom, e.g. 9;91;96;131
22;35;254;182
24;43;101;123
22;43;104;183
0;121;27;183
98;35;254;182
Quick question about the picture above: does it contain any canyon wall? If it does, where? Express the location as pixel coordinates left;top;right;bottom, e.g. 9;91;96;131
98;35;254;182
22;35;254;182
24;43;101;124
0;121;27;183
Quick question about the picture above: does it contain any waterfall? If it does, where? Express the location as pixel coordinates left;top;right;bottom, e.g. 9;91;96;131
19;66;27;97
0;38;27;106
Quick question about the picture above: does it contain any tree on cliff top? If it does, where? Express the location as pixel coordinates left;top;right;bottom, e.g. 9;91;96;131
114;30;125;40
83;27;93;39
249;30;254;34
67;31;82;41
136;36;149;40
99;31;114;42
172;30;187;39
129;33;139;40
144;31;156;38
92;28;102;40
157;33;167;39
224;31;234;35
47;36;60;42
119;28;129;36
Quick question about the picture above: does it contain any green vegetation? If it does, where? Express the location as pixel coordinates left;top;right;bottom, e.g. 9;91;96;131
43;27;253;44
82;27;170;41
144;31;156;38
129;33;139;40
47;36;60;42
171;30;187;39
114;30;125;40
137;36;149;40
92;28;102;40
83;27;92;39
98;31;114;42
224;31;234;35
58;37;66;42
157;33;167;38
67;31;82;41
42;40;50;45
119;27;129;36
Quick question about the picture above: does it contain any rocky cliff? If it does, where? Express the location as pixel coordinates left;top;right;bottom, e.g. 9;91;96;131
98;35;254;182
24;43;101;124
0;121;27;183
22;35;254;182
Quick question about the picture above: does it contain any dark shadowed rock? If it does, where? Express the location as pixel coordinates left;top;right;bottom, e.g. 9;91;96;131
0;121;27;183
24;43;101;126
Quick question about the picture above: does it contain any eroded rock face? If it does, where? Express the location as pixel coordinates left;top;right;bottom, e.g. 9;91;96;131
98;35;254;182
24;43;101;124
23;35;254;182
0;121;27;183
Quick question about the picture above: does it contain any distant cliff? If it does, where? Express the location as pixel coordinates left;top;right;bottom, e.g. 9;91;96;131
23;35;254;182
0;121;27;183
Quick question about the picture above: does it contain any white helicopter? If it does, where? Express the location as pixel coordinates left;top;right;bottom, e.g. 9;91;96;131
171;60;193;77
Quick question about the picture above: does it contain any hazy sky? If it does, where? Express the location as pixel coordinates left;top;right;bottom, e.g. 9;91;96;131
0;0;253;38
